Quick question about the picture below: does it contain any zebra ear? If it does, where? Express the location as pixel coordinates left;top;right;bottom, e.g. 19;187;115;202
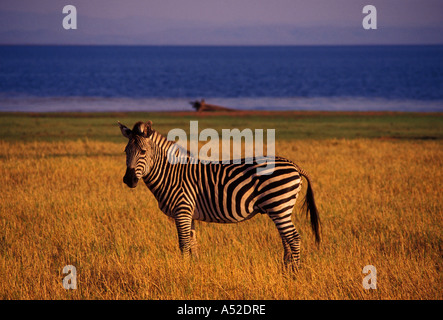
144;120;154;138
118;121;132;139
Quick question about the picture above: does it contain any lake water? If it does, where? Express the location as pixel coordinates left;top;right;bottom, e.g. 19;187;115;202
0;45;442;112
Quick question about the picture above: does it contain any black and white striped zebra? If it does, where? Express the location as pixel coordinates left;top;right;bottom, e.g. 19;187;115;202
118;120;320;269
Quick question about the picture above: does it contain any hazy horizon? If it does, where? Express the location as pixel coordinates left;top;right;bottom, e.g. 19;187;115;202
1;0;442;46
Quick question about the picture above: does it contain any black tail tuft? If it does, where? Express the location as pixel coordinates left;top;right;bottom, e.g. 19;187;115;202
301;174;321;244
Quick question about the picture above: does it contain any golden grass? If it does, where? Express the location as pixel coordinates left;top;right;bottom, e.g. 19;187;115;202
0;138;442;299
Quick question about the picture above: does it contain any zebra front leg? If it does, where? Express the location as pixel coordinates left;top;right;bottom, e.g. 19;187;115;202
174;209;193;259
190;220;199;258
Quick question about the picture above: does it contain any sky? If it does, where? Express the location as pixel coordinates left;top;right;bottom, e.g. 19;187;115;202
0;0;442;45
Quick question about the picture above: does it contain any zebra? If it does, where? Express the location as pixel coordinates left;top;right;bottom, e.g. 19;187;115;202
118;120;320;270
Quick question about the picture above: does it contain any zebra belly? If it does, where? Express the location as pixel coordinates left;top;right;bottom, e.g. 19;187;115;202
192;203;260;223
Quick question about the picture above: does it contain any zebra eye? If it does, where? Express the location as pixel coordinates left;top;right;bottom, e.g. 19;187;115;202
140;149;147;155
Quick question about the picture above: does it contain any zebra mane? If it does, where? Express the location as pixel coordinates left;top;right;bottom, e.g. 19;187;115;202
150;129;192;157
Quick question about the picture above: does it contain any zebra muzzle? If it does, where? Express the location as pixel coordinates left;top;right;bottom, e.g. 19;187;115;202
123;168;139;188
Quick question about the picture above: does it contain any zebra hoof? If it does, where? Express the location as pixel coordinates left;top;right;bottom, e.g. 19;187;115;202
283;260;300;274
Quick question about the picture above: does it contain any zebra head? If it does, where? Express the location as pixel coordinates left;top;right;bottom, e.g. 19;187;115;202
118;121;154;188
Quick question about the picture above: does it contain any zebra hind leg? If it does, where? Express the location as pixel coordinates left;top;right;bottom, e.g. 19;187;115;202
268;210;301;272
281;238;292;265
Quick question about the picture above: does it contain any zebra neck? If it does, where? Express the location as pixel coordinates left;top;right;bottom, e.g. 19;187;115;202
142;142;170;189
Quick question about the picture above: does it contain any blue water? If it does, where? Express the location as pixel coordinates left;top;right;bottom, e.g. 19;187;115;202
0;45;442;112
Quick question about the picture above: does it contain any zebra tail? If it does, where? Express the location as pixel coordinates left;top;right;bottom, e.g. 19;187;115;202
298;168;321;244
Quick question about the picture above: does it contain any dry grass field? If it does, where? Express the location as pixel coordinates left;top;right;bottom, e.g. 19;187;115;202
0;112;442;300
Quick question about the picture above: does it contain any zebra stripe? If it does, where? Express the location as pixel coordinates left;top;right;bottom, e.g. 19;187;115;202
119;121;320;269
